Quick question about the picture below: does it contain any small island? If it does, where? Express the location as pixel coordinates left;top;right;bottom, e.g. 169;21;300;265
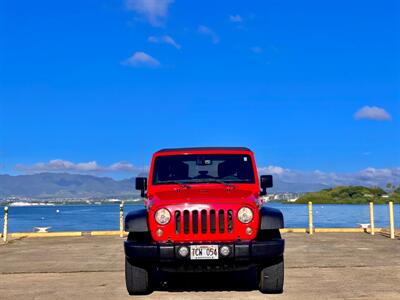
292;185;400;204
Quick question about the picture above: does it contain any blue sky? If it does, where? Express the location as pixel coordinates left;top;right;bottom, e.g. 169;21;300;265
0;0;399;185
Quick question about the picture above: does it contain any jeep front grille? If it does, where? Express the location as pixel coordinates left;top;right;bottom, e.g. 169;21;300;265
175;209;234;234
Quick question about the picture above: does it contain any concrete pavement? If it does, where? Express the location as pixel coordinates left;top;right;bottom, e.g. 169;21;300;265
1;233;399;299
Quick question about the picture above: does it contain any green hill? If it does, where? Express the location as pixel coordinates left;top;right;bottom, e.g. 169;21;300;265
294;186;400;204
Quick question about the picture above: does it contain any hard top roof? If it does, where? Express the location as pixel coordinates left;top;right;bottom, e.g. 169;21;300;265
156;147;252;153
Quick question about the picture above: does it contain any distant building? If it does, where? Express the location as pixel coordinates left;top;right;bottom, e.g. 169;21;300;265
287;197;298;203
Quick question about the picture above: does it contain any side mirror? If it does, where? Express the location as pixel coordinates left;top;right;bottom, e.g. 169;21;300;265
260;175;273;196
135;177;147;198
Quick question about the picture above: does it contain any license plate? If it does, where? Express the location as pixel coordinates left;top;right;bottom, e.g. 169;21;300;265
190;245;219;260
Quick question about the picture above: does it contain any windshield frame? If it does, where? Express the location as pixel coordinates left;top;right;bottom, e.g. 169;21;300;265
150;153;256;186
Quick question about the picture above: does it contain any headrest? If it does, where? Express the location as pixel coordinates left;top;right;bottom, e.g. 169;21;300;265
218;160;237;178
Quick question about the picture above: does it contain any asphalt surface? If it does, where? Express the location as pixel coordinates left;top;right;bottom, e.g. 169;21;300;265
1;233;399;299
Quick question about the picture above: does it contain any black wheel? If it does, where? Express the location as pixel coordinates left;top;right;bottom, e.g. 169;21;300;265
259;256;284;294
125;257;152;295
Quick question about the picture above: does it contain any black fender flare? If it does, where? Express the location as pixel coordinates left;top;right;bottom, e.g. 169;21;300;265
260;206;284;229
125;208;149;232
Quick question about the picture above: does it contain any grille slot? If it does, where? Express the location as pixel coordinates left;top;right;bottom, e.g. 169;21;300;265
192;210;199;234
227;210;233;233
210;210;216;233
183;210;190;234
175;211;181;234
201;210;207;233
218;209;225;233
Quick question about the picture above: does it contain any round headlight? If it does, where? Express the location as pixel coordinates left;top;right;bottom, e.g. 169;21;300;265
155;208;171;225
237;207;253;224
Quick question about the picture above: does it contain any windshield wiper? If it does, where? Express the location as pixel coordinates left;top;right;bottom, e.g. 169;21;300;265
188;178;235;188
159;181;191;189
207;179;233;187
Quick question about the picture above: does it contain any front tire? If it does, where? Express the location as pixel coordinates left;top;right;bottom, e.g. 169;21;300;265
259;256;284;294
125;258;152;295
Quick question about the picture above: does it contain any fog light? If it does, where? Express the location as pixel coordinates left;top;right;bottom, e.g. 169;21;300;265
245;227;253;235
156;228;164;237
178;246;189;257
220;245;230;256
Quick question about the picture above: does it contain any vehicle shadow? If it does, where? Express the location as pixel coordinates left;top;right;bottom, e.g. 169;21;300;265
157;268;258;292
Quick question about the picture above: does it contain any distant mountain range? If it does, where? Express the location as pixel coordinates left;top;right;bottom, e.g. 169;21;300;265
269;181;329;194
0;173;136;200
0;172;329;201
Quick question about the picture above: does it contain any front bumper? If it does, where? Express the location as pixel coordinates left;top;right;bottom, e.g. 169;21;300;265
124;239;284;264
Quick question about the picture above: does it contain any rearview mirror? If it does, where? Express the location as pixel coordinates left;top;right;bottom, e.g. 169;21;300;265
135;177;147;198
260;175;273;196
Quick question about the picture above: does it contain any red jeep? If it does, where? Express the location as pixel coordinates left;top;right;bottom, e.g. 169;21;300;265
124;147;284;294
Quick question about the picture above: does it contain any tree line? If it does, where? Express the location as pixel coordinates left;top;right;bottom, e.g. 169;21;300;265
294;184;400;204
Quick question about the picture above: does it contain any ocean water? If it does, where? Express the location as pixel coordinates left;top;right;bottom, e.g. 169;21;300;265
0;203;399;233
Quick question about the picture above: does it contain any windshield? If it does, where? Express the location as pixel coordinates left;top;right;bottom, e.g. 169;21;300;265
152;154;255;185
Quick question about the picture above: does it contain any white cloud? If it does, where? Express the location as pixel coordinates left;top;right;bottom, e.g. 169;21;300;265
258;165;287;175
125;0;174;26
148;35;181;49
122;51;160;68
229;14;243;23
74;161;100;171
14;160;400;190
250;46;263;53
109;162;136;171
16;159;148;174
258;165;400;189
198;25;219;44
354;106;392;121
